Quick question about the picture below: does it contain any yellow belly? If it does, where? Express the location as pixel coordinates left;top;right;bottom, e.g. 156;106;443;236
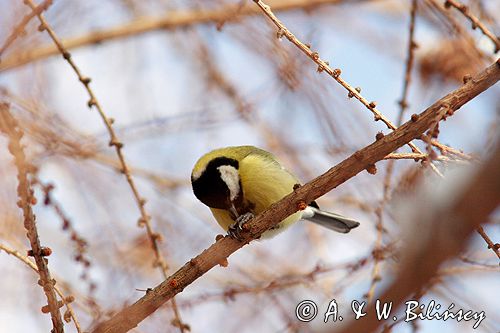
209;152;302;239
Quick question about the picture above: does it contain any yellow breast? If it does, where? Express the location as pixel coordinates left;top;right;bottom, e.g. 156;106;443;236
210;151;302;238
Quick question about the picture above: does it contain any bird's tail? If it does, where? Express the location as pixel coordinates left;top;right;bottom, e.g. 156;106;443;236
302;206;360;233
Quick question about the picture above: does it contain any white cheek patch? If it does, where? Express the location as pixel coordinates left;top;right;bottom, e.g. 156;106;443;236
217;165;240;202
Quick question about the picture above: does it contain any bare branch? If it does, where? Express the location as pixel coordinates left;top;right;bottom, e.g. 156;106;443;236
252;0;446;178
0;104;64;333
367;0;420;302
397;0;419;125
93;59;500;333
444;0;500;53
476;225;500;261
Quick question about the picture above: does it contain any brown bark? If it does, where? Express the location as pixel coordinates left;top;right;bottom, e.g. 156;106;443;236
93;60;499;333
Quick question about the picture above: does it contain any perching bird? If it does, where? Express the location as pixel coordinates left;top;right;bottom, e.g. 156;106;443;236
191;146;360;239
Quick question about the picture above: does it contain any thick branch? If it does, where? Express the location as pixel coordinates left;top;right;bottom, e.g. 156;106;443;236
93;60;499;333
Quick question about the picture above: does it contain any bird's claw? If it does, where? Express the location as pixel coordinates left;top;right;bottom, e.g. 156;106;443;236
227;212;254;241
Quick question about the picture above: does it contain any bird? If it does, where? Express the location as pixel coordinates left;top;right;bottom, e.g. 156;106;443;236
191;145;360;240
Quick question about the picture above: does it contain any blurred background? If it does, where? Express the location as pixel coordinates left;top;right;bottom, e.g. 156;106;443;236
0;0;499;332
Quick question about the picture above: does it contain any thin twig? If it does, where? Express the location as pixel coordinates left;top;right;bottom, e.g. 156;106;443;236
444;0;500;53
252;0;444;177
384;153;466;165
476;225;500;261
367;0;420;302
397;0;419;125
0;104;64;333
425;0;492;62
37;180;95;294
0;0;53;58
384;152;424;160
21;0;185;330
19;1;153;255
431;139;475;160
93;59;500;333
0;243;82;333
366;149;398;302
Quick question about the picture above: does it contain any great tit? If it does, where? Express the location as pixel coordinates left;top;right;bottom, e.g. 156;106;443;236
191;145;360;239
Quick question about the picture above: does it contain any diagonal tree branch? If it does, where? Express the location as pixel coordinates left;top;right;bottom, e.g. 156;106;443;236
92;59;500;333
251;0;446;178
444;0;500;53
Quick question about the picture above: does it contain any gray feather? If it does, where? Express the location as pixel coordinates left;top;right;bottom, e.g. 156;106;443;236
303;206;360;233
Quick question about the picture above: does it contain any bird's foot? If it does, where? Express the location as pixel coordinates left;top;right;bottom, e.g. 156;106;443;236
227;212;254;241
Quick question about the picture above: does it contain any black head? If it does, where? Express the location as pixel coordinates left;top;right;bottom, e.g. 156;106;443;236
191;157;240;210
